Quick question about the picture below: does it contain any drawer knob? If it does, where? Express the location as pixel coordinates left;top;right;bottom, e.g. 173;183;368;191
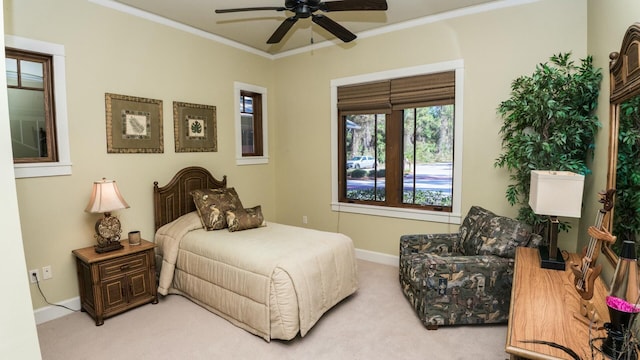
120;264;130;271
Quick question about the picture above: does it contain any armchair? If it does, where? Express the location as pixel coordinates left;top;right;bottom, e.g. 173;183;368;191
399;206;541;328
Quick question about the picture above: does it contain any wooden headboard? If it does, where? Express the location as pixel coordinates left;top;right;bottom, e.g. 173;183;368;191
153;166;227;231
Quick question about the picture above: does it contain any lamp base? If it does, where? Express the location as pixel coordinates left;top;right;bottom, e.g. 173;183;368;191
94;241;123;254
603;322;638;360
539;246;565;270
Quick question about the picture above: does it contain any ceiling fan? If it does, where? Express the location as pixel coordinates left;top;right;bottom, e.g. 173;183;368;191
215;0;388;44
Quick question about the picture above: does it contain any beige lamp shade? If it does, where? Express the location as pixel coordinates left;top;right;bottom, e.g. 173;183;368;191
529;170;585;218
85;179;130;214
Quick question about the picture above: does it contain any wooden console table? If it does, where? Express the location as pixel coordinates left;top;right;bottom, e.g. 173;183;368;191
506;247;610;360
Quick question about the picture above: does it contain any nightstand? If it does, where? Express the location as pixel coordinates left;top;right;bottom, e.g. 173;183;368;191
72;239;158;326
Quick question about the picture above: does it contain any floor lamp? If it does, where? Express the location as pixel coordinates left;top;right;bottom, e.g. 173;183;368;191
529;170;585;270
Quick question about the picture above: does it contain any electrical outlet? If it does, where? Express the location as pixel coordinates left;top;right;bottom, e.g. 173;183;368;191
302;215;308;224
29;269;40;283
42;265;52;280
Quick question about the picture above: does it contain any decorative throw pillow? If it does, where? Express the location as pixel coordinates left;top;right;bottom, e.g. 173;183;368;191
226;205;266;232
460;206;534;258
191;187;244;230
459;206;495;255
475;214;534;258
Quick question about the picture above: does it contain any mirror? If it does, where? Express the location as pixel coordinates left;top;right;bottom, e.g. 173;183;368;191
606;23;640;262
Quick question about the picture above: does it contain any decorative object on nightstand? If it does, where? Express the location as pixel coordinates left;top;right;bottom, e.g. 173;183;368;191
529;170;585;270
602;240;640;360
85;178;130;253
128;230;141;245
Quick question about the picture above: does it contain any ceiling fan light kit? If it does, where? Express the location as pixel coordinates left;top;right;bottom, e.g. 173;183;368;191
215;0;388;45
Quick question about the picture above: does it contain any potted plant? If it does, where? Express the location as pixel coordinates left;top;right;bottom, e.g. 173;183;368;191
494;52;602;233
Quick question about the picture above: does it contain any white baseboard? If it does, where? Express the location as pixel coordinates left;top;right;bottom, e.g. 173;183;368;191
35;248;397;324
34;297;80;325
355;248;399;267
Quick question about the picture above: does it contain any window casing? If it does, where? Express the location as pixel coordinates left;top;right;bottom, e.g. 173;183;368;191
234;82;268;165
5;35;71;178
331;61;463;224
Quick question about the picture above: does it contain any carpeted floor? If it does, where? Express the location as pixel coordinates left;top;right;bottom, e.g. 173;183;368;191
37;259;509;359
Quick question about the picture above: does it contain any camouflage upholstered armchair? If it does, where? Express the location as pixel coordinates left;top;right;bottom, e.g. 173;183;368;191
399;206;542;329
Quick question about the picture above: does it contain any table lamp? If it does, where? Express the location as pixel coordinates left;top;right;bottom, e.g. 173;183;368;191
85;178;130;253
528;170;585;270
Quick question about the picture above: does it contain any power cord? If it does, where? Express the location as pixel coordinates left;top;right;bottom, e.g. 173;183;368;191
32;273;79;313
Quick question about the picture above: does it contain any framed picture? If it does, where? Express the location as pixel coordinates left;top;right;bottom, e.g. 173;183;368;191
173;101;217;152
105;93;163;153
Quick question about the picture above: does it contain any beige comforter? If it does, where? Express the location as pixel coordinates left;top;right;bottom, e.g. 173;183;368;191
155;212;358;341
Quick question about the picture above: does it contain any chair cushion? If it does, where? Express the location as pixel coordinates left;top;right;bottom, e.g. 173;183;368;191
460;206;534;257
459;206;494;255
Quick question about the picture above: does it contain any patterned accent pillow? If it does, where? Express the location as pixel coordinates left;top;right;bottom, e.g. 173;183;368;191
226;205;266;232
459;206;534;257
459;206;494;255
191;188;244;230
475;215;534;258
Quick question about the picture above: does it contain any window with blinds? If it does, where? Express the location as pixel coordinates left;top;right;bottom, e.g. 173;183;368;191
337;70;456;212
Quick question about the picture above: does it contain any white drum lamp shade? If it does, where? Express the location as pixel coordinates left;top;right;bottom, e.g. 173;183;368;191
529;170;584;218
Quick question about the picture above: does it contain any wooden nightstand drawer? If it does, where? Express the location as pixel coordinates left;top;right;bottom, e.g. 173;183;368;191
99;253;147;280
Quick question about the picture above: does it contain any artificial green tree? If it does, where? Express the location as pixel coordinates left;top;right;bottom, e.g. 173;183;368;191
495;52;602;233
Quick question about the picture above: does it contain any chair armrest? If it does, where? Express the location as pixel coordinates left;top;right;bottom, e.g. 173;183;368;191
400;233;462;257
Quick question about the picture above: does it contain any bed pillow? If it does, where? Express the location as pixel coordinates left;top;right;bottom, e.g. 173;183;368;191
191;187;244;230
226;205;266;232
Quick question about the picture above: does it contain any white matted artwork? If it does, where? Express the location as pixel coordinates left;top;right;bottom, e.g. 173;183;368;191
124;113;150;138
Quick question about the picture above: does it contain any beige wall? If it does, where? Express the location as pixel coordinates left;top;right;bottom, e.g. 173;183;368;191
5;0;618;316
272;0;588;255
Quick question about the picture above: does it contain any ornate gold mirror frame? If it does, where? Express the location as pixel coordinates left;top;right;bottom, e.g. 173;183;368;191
605;23;640;263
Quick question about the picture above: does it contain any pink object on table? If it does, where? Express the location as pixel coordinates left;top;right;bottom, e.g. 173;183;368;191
606;295;640;313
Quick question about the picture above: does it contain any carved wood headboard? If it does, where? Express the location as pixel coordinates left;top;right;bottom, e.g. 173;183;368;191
153;166;227;231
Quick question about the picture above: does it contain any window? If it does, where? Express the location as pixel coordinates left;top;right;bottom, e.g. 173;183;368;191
331;61;463;223
234;82;268;165
6;49;56;163
240;91;263;156
5;35;71;178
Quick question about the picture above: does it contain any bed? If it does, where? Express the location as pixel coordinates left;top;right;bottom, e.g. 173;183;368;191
152;166;358;341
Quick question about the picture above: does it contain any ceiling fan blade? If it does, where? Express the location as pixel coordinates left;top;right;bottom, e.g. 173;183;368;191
312;14;357;43
215;7;286;14
267;17;299;44
320;0;388;12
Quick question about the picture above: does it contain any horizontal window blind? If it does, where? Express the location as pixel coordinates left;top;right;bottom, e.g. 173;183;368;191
391;71;455;109
337;71;455;114
337;80;391;114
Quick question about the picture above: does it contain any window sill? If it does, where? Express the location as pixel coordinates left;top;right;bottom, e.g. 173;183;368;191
236;156;269;166
331;202;462;224
14;162;72;178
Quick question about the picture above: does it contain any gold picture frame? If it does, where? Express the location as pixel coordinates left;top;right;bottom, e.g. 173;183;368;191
105;93;163;153
173;101;217;152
